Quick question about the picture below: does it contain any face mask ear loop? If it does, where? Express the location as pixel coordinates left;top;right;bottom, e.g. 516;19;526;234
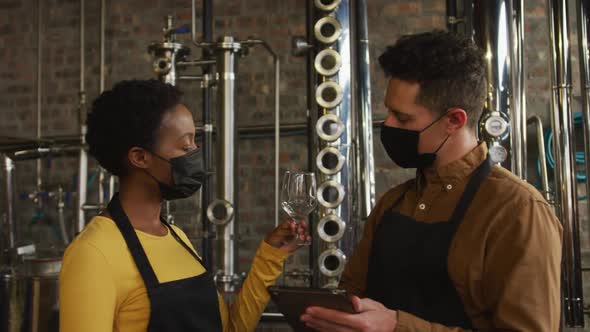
420;109;450;133
433;135;451;154
143;148;174;180
139;147;171;186
148;150;171;164
143;169;165;186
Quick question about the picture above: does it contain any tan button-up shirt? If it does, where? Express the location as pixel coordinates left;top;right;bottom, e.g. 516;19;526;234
340;143;562;331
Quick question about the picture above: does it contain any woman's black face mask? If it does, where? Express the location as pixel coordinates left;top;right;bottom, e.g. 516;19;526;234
145;148;205;200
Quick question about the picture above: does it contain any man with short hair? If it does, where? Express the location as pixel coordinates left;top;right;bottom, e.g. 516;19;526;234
301;30;562;332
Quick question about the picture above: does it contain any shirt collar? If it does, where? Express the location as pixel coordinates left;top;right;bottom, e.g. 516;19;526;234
420;142;488;186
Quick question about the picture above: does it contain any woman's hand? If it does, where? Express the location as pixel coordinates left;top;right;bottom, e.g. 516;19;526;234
264;220;311;253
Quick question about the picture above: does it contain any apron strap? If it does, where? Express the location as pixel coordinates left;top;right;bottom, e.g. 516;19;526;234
388;182;414;212
107;193;160;290
162;220;206;267
449;155;493;223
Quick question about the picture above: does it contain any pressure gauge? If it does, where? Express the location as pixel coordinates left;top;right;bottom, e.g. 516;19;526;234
484;114;509;138
489;144;508;164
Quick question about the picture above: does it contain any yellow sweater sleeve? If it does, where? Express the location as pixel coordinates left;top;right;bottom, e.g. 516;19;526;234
59;241;117;332
218;241;288;332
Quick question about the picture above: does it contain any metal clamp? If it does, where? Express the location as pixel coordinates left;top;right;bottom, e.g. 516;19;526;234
148;41;190;59
214;271;245;289
315;81;343;109
314;0;341;11
203;124;214;132
317;180;345;209
314;49;342;76
314;17;342;44
291;36;311;57
284;269;312;281
201;73;216;88
318;248;346;277
206;199;234;225
321;279;341;289
316;114;344;141
316;146;345;175
317;214;345;242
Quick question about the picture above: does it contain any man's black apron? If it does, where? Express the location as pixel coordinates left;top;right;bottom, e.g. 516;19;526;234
366;157;492;329
107;194;222;332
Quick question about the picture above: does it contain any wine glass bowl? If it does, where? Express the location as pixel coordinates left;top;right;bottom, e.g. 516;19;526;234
280;171;317;245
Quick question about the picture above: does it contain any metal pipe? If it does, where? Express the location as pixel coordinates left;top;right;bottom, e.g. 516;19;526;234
200;0;214;270
36;0;42;194
11;146;83;161
238;39;281;226
76;0;88;235
355;0;376;223
0;121;386;151
237;122;305;135
577;0;590;291
78;0;107;226
76;128;88;234
463;0;474;39
14;148;49;159
349;0;360;258
235;120;385;135
0;135;84;152
108;175;115;200
547;0;584;326
98;168;105;207
213;37;240;293
509;0;527;179
307;0;320;288
164;201;173;224
526;116;550;201
81;204;101;211
80;0;85;128
56;186;69;245
446;0;458;33
151;22;180;231
177;60;216;67
223;120;380;139
99;0;105;93
178;75;204;81
95;0;113;211
576;0;590;326
4;156;16;252
191;0;197;43
310;0;355;288
274;51;280;227
473;0;516;168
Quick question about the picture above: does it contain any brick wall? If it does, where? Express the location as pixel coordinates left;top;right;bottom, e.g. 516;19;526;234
1;0;588;330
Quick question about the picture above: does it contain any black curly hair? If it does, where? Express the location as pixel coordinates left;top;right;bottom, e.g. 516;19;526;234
86;79;183;177
378;30;486;128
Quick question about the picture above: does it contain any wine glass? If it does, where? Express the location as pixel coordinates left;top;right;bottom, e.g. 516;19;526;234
280;171;317;245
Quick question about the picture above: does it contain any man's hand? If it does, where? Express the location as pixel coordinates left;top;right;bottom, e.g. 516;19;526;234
300;296;398;332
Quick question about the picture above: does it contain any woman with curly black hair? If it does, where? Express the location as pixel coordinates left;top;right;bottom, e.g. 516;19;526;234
59;79;308;332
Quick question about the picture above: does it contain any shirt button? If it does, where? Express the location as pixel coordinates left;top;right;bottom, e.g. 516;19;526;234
446;184;453;191
418;203;426;210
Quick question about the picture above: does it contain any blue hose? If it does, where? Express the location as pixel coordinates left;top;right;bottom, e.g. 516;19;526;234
540;112;586;181
173;26;190;34
537;112;588;201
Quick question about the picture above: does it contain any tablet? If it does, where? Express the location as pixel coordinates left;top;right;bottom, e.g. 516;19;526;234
268;286;356;331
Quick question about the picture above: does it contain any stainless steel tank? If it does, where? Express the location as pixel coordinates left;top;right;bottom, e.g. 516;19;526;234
0;258;61;332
